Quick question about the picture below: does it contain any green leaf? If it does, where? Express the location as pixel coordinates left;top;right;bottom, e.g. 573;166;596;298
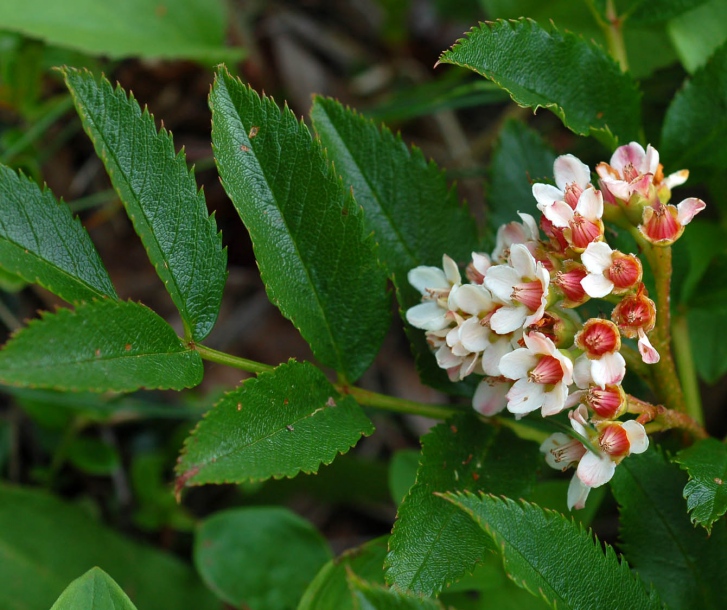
175;360;374;489
299;536;388;610
66;436;120;475
0;0;242;63
63;68;227;342
0;164;116;303
348;574;444;610
388;449;420;506
50;568;137;610
438;18;642;148
488;119;556;231
385;413;540;596
195;506;332;610
590;0;710;23
0;483;216;610
210;68;391;382
0;300;203;392
310;96;479;307
687;303;727;383
443;493;662;610
611;449;727;610
673;438;727;532
667;0;727;73
660;41;727;170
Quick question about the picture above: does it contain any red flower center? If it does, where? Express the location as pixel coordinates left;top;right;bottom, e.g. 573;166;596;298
511;280;544;312
599;425;630;457
607;254;641;289
578;320;620;356
569;214;601;249
529;355;564;385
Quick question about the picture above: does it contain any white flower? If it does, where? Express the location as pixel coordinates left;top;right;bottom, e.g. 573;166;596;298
491;212;539;262
484;244;550;334
574;352;626;390
532;154;591;211
405;255;461;331
472;378;511;416
498;331;573;417
580;242;642;298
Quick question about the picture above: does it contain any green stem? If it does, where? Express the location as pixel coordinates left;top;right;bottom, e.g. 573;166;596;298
344;386;459;420
194;343;274;374
602;0;629;71
627;395;707;440
672;313;704;425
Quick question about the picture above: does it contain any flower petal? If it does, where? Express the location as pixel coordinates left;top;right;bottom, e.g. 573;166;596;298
532;183;565;211
506;378;545;415
453;284;494;315
577;451;616;487
643;144;659;175
622;419;649;454
554;154;591;191
610;142;645;173
499;347;538;380
480;335;514;376
484;264;520;303
543;200;574;228
591;352;626;388
460;317;490;352
472;379;509;416
518;212;540;240
676;197;706;226
581;273;614;299
406;301;448;330
408;266;448;294
567;474;591;510
581;241;613;273
541;382;568;416
663;169;688;189
637;328;660;364
442;254;462;285
575;187;603;221
573;354;593;389
490;304;528;334
509;243;537;278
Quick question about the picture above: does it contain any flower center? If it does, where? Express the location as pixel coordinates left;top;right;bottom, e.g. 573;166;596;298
529;355;564;385
607;254;641;289
643;204;679;241
511;280;544;312
586;385;624;419
555;267;587;302
569;213;601;249
599;425;630;457
623;163;640;182
578;320;620;356
564;182;583;209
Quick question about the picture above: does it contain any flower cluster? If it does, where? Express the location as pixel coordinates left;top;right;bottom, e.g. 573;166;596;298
406;142;705;509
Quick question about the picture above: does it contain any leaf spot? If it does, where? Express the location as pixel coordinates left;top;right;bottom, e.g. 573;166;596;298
125;343;132;351
326;396;337;407
715;477;724;485
240;144;250;152
450;425;458;434
462;454;473;465
95;349;101;357
248;126;259;138
286;424;294;431
237;403;242;411
155;4;167;17
472;472;480;481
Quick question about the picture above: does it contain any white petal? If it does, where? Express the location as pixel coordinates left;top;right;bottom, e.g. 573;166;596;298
480;336;514;376
471;252;492;277
540;433;573;470
591;352;626;388
637;328;660;364
575;187;603;221
472;379;509;416
676;197;706;226
498;347;538;380
543;200;573;228
567;474;591;510
484;264;520;303
442;254;462;285
460;317;490;352
581;273;614;299
453;284;494;315
610;142;645;173
509;244;537;278
406;302;449;331
490;304;528;334
532;183;564;210
565;389;587;409
663;169;688;189
541;382;568;416
523;331;555;356
573;354;593;389
581;241;613;274
643;144;660;175
554;154;591;190
408;266;448;294
622;420;649;454
517;212;540;240
435;344;461;369
507;378;545;415
577;451;616;488
600;177;631;201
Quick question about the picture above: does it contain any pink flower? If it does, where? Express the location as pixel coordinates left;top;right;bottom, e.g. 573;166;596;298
639;198;706;245
540;187;604;251
484;244;550;334
574;319;625;388
532;154;592;211
581;242;642;298
498;331;573;417
491;212;539;263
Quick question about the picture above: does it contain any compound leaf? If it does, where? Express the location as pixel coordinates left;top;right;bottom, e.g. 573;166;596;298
0;300;202;392
211;69;391;382
175;360;374;489
444;493;662;610
63;68;227;342
51;568;137;610
673;438;727;532
438;18;642;148
612;449;727;610
385;412;539;596
0;164;116;303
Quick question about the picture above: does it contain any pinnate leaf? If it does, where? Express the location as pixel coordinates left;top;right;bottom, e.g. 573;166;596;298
0;164;116;303
195;507;331;610
385;413;539;596
438;18;642;148
175;360;374;489
63;68;227;342
443;493;662;610
51;568;137;610
310;96;478;307
660;41;727;170
674;438;727;531
611;449;727;610
210;68;390;382
0;300;203;392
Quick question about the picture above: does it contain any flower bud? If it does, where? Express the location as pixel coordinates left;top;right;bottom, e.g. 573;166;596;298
575;318;621;357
